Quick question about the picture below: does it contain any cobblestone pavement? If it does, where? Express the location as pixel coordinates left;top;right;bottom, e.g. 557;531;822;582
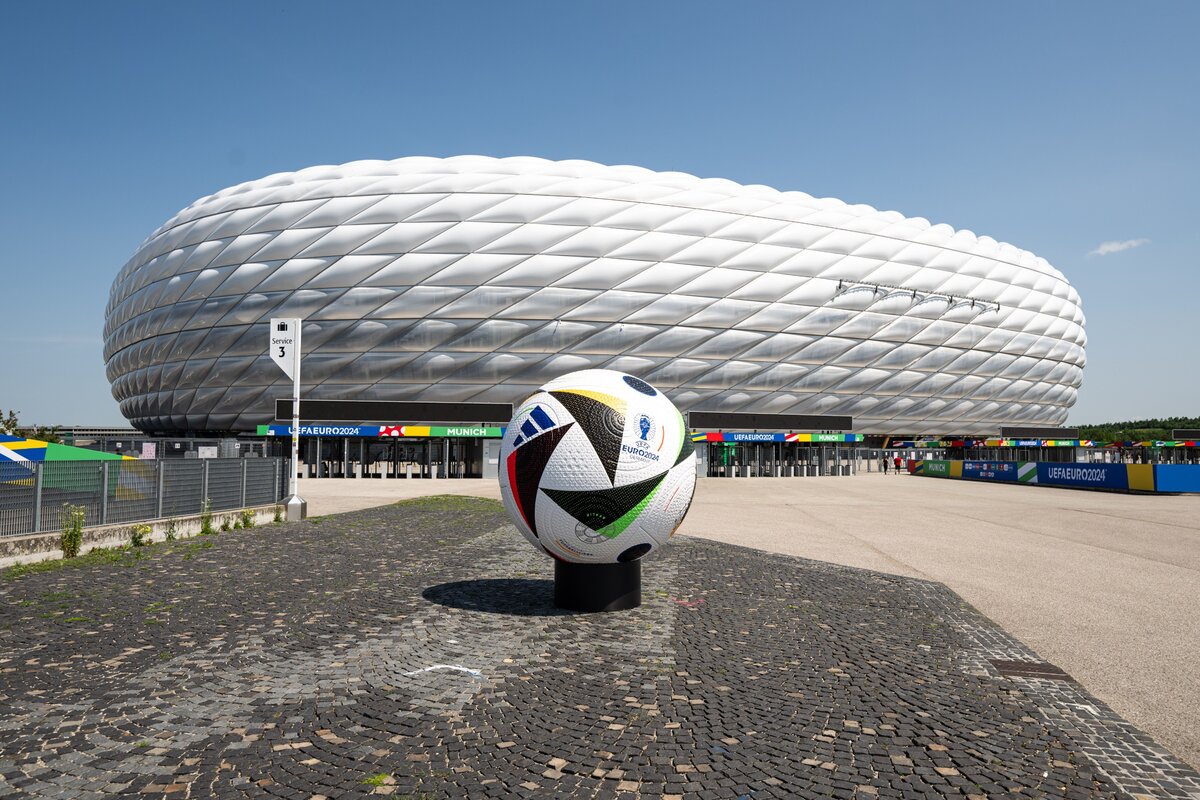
1;497;1196;799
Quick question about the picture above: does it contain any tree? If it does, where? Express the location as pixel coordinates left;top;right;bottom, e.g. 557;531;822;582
1076;416;1200;442
30;425;63;444
0;409;63;443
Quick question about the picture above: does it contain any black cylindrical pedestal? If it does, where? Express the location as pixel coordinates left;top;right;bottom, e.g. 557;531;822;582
554;559;641;612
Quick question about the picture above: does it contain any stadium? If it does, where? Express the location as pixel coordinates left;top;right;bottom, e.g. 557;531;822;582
104;155;1085;443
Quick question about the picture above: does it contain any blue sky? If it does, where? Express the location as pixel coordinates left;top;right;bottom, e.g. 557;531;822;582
2;1;1196;426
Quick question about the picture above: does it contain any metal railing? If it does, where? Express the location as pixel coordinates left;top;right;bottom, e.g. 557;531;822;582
0;458;287;538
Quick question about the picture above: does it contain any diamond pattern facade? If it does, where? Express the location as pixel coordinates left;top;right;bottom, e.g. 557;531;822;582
105;156;1085;434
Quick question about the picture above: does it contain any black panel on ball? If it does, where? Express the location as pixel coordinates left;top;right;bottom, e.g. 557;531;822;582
554;560;641;612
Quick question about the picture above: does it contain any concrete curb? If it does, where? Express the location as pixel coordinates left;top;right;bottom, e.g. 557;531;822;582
0;504;281;570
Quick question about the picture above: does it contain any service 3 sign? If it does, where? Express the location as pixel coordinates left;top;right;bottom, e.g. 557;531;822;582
269;318;301;380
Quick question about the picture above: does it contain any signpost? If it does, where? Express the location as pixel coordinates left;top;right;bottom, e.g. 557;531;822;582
270;318;306;520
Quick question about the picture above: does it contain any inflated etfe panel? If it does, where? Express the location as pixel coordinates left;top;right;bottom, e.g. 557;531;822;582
105;156;1085;433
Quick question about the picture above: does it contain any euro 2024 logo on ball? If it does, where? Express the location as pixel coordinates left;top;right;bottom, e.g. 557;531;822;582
622;412;662;465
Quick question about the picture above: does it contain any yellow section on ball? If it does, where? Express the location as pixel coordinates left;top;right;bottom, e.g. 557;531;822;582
555;388;627;415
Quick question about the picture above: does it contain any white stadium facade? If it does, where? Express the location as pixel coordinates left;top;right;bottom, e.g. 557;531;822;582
104;156;1085;442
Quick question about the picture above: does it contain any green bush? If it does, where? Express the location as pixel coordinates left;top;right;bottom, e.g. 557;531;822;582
129;523;152;547
199;498;214;535
60;504;85;559
240;508;255;528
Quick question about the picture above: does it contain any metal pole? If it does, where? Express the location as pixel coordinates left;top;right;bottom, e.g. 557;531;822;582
286;322;307;520
32;463;43;533
101;462;109;525
156;460;165;519
240;459;248;508
201;460;209;512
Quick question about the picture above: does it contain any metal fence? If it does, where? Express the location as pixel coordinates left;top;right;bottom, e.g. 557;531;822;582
0;458;288;538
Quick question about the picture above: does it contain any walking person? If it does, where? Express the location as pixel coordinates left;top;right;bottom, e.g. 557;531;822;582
882;456;889;475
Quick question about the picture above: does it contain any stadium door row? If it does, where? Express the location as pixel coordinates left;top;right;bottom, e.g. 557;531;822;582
285;437;485;479
700;442;864;477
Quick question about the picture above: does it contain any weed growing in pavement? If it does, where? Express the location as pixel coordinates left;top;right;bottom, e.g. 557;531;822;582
362;773;391;787
59;504;85;559
164;516;177;541
129;523;152;548
273;504;282;523
220;516;231;532
199;498;214;535
240;508;255;528
181;539;214;561
6;546;143;580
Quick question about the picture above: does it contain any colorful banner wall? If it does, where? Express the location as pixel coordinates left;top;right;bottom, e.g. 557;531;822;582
1153;465;1200;493
920;460;953;477
1036;463;1129;490
258;425;504;438
0;435;131;463
691;432;864;443
913;459;1200;493
962;461;1018;481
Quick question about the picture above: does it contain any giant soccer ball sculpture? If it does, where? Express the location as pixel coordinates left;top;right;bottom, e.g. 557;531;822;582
499;369;697;611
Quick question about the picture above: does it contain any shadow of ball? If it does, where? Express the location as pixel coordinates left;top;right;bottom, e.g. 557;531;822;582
422;579;574;617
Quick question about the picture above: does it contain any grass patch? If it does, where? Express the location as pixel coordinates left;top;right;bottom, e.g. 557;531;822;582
4;546;149;581
394;495;503;511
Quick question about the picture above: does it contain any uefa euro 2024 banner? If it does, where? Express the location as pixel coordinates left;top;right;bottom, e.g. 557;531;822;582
1036;463;1129;490
959;460;1130;489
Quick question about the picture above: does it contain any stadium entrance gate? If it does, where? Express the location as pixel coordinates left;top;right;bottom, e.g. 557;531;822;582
687;412;859;479
700;441;862;477
272;400;511;480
